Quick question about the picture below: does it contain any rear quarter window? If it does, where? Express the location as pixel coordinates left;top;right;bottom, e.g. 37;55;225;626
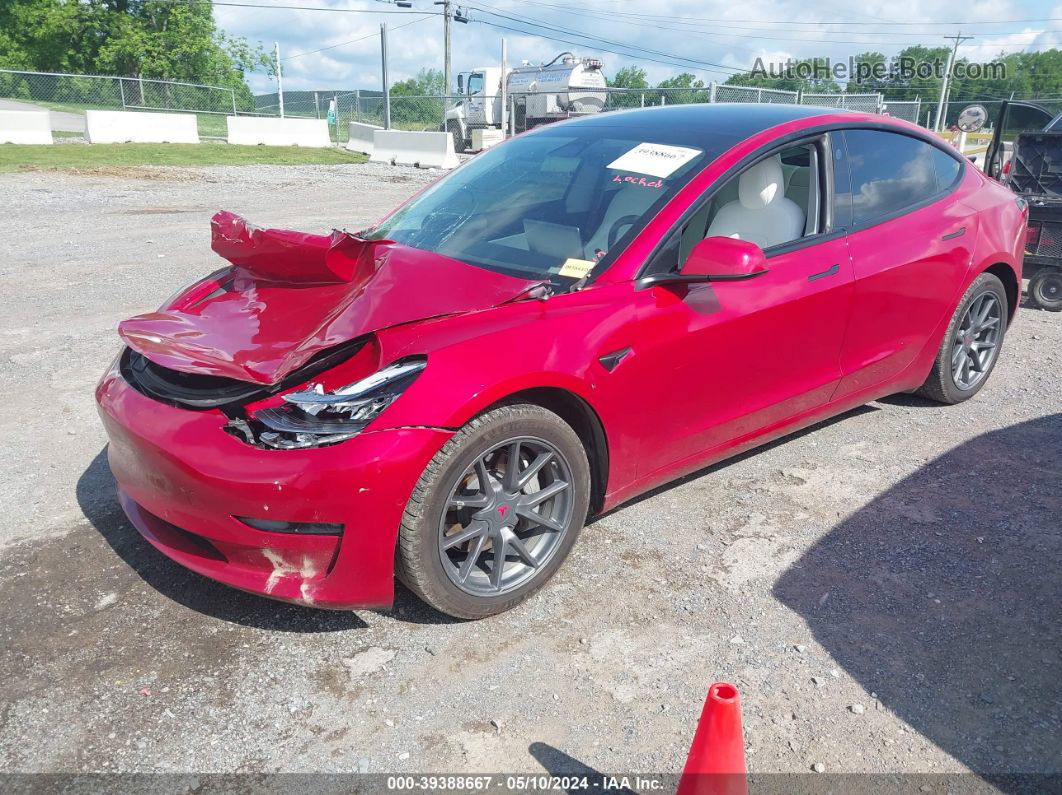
931;147;962;191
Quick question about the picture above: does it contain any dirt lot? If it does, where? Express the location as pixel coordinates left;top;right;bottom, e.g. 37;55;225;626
0;163;1059;783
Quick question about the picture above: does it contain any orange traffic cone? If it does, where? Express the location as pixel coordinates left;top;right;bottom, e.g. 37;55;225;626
677;682;747;795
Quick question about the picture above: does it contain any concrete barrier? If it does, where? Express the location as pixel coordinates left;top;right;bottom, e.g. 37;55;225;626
226;116;331;148
85;110;199;144
346;121;381;156
472;128;505;152
369;129;459;169
0;110;53;144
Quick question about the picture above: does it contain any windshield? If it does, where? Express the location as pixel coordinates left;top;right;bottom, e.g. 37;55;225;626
363;127;708;283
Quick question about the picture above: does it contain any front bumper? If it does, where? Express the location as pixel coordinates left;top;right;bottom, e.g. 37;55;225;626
96;361;452;609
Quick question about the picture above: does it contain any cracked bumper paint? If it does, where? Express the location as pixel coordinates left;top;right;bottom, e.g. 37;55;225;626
97;365;452;609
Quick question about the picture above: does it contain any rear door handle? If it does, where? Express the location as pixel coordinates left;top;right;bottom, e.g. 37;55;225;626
808;264;839;282
942;226;966;240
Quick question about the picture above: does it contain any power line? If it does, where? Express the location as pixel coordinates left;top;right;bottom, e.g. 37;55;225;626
467;16;742;75
281;13;434;60
475;1;1062;50
475;1;969;47
157;0;442;13
519;3;1062;27
462;3;746;75
162;0;1061;74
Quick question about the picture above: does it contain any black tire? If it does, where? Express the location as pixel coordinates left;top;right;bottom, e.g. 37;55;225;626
395;403;590;619
917;272;1008;404
447;121;466;154
1028;268;1062;312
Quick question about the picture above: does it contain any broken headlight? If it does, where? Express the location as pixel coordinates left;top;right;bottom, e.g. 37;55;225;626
249;358;426;450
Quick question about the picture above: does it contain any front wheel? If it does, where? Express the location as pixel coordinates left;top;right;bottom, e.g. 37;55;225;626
446;121;466;154
395;403;590;619
917;272;1008;404
1028;268;1062;311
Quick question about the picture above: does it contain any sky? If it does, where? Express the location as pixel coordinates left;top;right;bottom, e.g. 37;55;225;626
213;0;1062;96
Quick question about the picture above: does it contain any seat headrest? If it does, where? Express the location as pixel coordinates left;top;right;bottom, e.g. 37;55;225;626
738;155;785;209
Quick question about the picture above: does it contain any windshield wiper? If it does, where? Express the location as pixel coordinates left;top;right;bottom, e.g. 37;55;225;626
504;280;554;303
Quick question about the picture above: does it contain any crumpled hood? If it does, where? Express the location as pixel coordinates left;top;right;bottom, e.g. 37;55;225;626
118;211;540;386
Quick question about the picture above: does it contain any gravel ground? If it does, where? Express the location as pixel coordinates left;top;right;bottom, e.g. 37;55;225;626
0;163;1059;782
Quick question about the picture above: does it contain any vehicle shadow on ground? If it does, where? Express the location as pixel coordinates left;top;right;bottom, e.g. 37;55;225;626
597;404;879;519
773;413;1062;782
76;448;370;632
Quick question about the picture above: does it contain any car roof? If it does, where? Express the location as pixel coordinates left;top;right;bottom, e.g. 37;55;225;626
557;102;846;139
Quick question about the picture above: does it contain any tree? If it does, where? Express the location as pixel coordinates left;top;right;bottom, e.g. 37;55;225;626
656;72;708;104
0;0;267;109
605;65;648;108
609;66;648;89
390;68;445;97
0;0;118;73
847;51;888;93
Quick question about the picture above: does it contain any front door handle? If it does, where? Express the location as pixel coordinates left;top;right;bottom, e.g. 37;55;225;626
942;226;966;241
808;264;839;282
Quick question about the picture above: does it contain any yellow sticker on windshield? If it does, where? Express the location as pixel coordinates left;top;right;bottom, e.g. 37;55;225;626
558;258;595;278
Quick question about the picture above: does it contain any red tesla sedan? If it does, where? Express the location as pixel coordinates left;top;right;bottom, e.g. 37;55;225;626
97;104;1026;618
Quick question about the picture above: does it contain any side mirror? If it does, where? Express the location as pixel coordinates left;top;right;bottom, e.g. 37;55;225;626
457;74;464;93
640;237;769;288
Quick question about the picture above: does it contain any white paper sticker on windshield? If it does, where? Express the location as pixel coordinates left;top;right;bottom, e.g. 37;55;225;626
607;143;701;178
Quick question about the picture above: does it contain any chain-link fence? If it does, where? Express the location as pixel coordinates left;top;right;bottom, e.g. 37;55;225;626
800;92;882;114
716;84;799;105
9;66;1054;148
882;98;922;124
0;69;246;138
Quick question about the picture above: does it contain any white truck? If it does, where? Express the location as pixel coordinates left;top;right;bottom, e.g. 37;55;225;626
445;52;606;152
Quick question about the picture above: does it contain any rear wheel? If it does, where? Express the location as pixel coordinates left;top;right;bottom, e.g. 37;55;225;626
1028;268;1062;311
917;272;1008;404
395;403;590;619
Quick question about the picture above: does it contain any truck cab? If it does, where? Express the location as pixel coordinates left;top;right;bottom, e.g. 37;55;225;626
446;66;506;153
444;53;606;154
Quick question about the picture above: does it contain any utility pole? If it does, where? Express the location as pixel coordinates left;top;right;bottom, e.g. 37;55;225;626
380;23;391;129
274;41;285;118
935;32;972;132
433;0;454;121
500;38;507;137
443;0;452;99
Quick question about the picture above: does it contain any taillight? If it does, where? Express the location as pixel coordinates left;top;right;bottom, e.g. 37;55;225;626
1002;159;1012;177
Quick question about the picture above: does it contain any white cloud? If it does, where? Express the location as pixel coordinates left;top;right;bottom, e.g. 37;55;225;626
214;0;1057;95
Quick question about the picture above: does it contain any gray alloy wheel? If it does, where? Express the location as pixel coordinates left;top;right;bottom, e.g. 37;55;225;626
951;291;1003;391
917;271;1008;405
438;436;575;597
395;403;590;620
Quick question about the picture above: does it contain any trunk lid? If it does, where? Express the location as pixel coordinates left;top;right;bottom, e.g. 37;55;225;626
1007;131;1062;200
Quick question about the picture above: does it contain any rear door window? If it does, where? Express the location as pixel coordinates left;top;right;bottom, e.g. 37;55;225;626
842;130;950;226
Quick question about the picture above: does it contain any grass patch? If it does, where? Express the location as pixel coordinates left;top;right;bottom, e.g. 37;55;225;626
0;142;367;172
